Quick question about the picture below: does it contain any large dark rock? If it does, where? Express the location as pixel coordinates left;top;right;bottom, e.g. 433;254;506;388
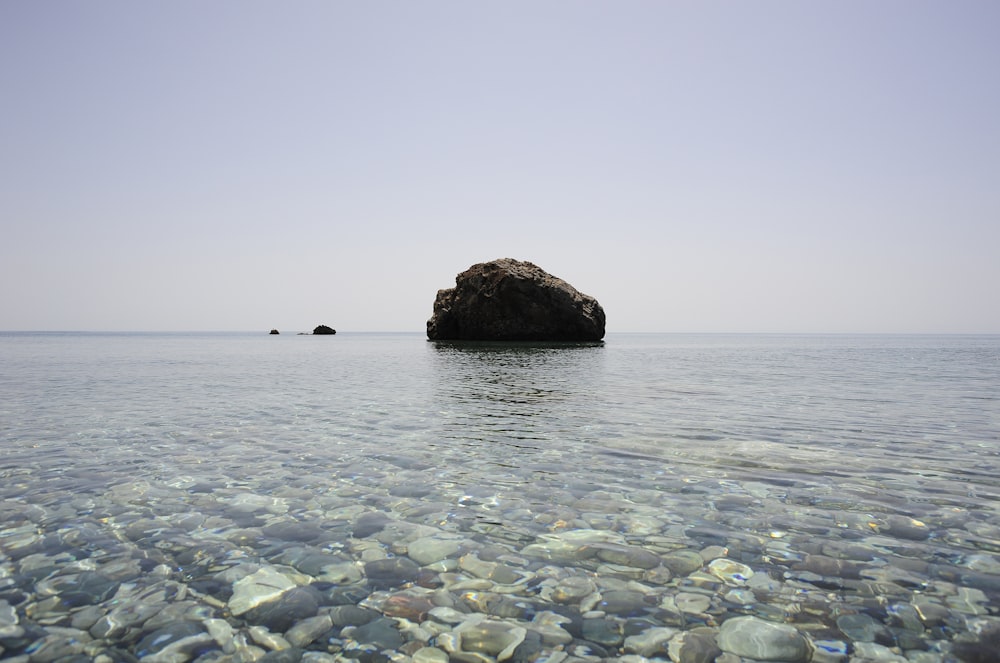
427;259;605;341
312;325;336;335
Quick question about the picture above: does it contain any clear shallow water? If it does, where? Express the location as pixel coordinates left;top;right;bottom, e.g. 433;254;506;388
1;332;999;662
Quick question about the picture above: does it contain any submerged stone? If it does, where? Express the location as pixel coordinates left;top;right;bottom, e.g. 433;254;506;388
717;616;809;662
667;628;723;663
581;617;624;647
707;558;754;585
350;617;404;650
228;567;298;616
585;542;662;569
364;557;420;590
407;537;463;566
244;586;322;632
135;621;213;659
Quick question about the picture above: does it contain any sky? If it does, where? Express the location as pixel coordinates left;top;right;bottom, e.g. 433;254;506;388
2;1;998;333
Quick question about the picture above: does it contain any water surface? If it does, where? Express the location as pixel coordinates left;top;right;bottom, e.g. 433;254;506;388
1;332;998;661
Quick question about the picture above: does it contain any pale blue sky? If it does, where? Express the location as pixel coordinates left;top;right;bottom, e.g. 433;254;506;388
2;1;998;332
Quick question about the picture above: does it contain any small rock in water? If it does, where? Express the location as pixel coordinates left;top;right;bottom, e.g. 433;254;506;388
582;617;624;647
850;641;909;662
585;542;663;569
349;617;404;650
412;646;450;663
673;592;712;615
352;511;393;539
453;617;527;658
407;537;463;566
884;515;931;541
258;648;307;662
261;521;327;543
707;558;754;585
550;576;597;604
244;586;322;632
228;566;298;616
249;624;293;651
529;611;574;646
835;612;889;643
285;614;334;648
51;572;121;607
0;599;20;633
624;626;677;658
662;550;705;576
135;620;214;659
329;605;379;627
19;628;92;662
812;639;849;662
364;557;421;590
717;615;810;662
382;592;436;622
667;628;723;663
599;590;649;616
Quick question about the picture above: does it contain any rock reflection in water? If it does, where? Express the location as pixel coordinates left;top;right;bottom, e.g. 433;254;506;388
429;340;606;447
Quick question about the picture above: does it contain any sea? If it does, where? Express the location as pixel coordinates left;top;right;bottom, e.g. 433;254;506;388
1;331;998;662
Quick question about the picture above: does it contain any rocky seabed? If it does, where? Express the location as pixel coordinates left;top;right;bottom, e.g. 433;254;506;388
2;462;999;663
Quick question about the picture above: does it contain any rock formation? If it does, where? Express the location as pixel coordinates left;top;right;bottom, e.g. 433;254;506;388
426;259;605;341
269;329;280;335
313;325;336;335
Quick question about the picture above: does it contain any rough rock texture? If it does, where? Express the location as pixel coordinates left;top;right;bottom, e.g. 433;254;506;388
426;259;605;341
312;325;336;335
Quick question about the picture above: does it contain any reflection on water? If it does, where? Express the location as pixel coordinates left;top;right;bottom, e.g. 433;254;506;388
428;340;606;447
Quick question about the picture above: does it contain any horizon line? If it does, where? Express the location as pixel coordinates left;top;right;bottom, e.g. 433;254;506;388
3;329;999;336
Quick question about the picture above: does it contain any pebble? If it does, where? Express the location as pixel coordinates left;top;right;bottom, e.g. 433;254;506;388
529;611;574;646
623;625;677;657
244;586;321;632
581;617;624;647
586;543;663;569
835;612;889;643
717;616;810;662
285;615;333;647
851;641;910;662
452;616;526;658
348;616;404;650
328;605;378;627
549;575;597;604
258;648;307;662
249;624;292;650
134;621;215;661
427;606;469;625
352;511;393;539
810;639;849;663
408;537;463;565
667;628;723;663
228;567;298;616
707;558;754;585
382;592;436;621
364;557;420;590
599;590;649;616
673;592;712;614
662;550;705;576
412;646;450;663
204;618;235;651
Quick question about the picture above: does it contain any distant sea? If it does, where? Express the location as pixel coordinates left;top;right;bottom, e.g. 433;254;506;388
1;332;998;661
